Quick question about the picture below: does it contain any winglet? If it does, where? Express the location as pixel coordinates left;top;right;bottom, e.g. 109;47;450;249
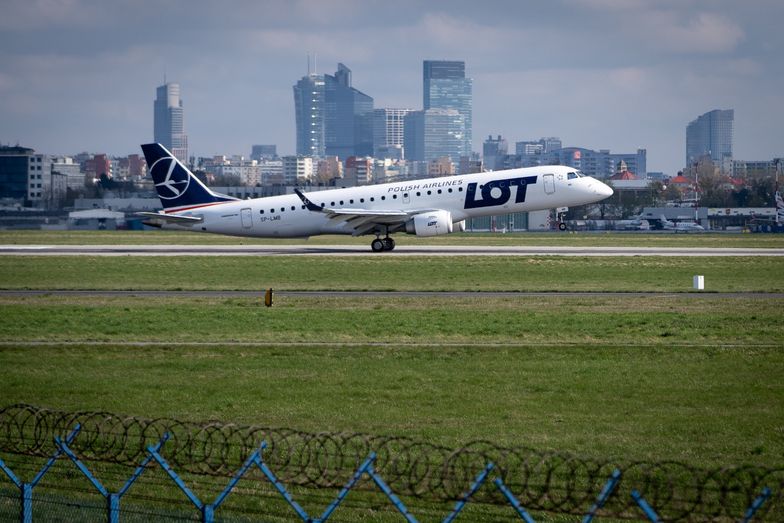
294;188;323;212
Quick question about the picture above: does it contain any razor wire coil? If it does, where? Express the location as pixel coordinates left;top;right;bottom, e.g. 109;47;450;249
1;403;781;520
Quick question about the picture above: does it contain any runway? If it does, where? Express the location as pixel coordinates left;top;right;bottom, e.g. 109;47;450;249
2;290;782;299
1;244;783;256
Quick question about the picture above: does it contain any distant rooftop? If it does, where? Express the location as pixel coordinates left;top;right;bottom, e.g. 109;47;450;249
0;145;35;155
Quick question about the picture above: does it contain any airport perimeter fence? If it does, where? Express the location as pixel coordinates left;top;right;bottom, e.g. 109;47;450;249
0;404;781;522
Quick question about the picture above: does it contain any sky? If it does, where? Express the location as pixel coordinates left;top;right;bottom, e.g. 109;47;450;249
0;0;782;175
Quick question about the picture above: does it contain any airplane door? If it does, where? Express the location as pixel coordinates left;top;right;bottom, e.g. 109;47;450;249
543;173;556;195
241;207;252;229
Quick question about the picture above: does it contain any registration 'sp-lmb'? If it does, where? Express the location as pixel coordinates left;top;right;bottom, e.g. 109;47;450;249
138;143;613;251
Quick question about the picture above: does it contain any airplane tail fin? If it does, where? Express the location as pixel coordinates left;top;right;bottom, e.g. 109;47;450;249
141;143;237;212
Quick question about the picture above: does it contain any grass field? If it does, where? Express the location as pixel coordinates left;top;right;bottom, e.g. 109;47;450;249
1;295;782;347
1;290;783;468
1;342;782;468
2;229;784;248
1;233;783;477
2;255;784;292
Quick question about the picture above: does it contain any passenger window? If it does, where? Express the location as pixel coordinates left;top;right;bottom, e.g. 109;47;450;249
260;210;264;214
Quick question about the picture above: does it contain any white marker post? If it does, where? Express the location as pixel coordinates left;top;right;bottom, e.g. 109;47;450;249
693;275;705;291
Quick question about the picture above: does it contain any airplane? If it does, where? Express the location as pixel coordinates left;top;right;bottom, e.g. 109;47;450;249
138;143;614;251
659;215;706;232
613;218;650;231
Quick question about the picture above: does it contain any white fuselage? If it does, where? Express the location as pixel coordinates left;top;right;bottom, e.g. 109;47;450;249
160;165;612;238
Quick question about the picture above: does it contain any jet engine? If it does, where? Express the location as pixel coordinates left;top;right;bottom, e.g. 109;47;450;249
454;219;466;232
405;210;453;237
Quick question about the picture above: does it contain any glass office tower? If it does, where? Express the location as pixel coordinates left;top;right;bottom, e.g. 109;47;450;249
423;60;472;155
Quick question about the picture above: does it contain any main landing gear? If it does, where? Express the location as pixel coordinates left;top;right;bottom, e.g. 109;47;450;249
371;236;395;252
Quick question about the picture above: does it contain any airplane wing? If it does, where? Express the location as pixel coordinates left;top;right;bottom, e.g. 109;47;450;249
294;188;433;235
136;212;204;225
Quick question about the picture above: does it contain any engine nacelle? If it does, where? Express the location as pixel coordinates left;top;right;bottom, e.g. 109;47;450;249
454;219;466;232
405;210;453;237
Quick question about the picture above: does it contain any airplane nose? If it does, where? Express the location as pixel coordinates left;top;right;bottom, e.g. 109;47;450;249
595;181;613;197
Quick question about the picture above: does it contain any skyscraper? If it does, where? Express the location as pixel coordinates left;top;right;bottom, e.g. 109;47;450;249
373;108;412;159
483;135;508;170
686;109;734;168
293;72;325;157
293;63;373;159
423;60;472;154
154;82;188;163
404;108;466;163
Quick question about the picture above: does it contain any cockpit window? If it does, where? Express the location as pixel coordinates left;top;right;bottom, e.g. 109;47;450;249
567;172;578;180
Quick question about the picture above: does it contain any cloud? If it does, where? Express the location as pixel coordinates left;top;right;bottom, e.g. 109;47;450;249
0;0;781;174
653;12;745;54
0;0;106;30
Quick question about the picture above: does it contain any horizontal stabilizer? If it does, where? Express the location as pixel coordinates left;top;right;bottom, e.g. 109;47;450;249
136;212;203;224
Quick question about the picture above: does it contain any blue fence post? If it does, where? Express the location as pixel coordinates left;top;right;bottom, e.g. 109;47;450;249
0;424;82;523
56;431;171;523
442;462;495;523
21;483;32;523
582;468;622;523
107;493;120;523
741;487;771;523
493;477;536;523
631;489;660;522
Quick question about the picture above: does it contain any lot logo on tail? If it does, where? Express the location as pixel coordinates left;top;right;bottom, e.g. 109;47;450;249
151;156;190;200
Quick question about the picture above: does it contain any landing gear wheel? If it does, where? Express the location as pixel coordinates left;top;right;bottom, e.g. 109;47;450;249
558;222;567;231
371;238;385;252
382;238;395;251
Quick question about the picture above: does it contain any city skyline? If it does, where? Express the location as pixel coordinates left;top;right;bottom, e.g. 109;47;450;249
1;0;783;175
